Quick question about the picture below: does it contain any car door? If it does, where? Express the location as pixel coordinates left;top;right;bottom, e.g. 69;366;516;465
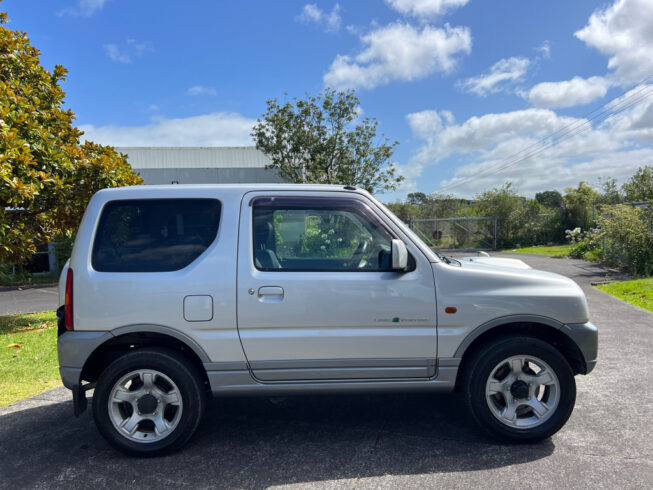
236;191;438;382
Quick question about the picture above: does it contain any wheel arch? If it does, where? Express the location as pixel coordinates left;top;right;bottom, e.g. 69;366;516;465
81;325;210;387
453;315;588;390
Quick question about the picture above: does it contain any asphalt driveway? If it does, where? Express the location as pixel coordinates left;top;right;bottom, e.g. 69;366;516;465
0;253;651;489
0;285;58;315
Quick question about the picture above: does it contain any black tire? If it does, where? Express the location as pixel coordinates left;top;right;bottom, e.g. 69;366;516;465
463;336;576;443
92;347;206;456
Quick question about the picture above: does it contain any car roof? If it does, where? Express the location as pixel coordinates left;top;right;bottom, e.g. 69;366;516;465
100;183;357;191
93;183;364;199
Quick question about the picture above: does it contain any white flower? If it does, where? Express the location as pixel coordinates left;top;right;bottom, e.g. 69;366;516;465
321;234;328;239
337;238;343;242
320;245;326;250
328;229;335;234
325;240;331;244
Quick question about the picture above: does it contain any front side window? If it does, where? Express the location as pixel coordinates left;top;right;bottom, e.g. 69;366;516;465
252;197;394;271
92;199;221;272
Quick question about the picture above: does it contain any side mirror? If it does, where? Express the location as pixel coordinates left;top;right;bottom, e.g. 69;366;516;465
391;239;408;271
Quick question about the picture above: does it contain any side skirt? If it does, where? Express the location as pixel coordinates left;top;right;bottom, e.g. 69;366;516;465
204;359;460;396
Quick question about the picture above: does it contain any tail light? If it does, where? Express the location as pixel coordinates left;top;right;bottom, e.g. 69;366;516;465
65;268;74;330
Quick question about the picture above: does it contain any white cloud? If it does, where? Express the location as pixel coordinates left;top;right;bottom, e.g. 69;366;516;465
575;0;653;82
405;109;454;140
459;57;530;96
434;147;653;198
103;44;131;64
385;0;470;19
187;85;217;96
79;112;256;147
296;3;342;32
103;39;152;64
299;4;323;23
528;76;611;109
536;40;551;59
603;85;653;143
324;22;471;90
401;88;653;196
58;0;109;17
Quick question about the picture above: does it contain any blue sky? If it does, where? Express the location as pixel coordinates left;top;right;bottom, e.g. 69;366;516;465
4;0;653;199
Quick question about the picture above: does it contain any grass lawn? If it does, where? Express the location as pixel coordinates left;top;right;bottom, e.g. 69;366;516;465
0;311;60;407
596;278;653;313
507;244;571;257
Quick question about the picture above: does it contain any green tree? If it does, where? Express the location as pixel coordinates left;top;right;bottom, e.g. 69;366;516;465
406;192;428;206
563;182;599;232
0;8;142;264
385;200;419;223
473;183;526;248
597;177;622;205
535;190;563;209
622;165;653;202
388;192;465;221
252;88;402;193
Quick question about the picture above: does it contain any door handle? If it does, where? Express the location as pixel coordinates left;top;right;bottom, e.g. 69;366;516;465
257;286;284;302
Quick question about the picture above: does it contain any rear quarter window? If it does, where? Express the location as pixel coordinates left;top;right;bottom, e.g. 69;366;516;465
92;198;221;272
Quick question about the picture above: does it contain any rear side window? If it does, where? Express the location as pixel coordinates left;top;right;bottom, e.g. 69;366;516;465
92;199;221;272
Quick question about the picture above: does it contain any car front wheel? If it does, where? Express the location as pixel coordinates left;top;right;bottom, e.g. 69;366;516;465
464;336;576;442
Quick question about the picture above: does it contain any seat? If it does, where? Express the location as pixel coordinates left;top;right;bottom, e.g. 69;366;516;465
254;218;282;269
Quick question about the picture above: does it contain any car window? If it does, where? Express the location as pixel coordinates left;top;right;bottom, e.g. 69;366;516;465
252;198;394;271
92;198;221;272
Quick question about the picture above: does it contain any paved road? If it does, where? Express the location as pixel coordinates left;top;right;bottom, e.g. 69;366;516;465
1;254;651;489
0;285;58;315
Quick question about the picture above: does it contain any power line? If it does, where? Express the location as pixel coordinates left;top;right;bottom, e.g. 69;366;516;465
435;74;653;194
466;85;653;181
437;82;653;193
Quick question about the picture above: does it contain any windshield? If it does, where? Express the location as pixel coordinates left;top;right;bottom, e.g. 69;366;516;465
372;197;441;262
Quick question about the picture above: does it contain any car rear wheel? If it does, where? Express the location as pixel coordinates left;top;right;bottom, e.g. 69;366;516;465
464;336;576;442
92;348;206;456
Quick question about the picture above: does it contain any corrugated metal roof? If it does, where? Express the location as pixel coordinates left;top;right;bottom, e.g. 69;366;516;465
115;146;271;169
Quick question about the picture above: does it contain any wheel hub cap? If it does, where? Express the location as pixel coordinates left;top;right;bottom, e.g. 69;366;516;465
485;355;561;429
509;380;529;399
137;394;158;414
108;369;183;443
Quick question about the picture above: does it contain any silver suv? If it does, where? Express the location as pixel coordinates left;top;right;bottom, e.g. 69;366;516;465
57;184;597;455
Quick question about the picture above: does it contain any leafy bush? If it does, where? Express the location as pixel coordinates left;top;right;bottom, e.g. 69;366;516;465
273;211;363;259
566;227;602;260
295;216;360;258
595;205;653;276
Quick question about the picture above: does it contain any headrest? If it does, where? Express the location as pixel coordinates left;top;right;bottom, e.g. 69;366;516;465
254;218;274;247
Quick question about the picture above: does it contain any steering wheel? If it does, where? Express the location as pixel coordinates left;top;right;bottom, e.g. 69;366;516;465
348;238;371;268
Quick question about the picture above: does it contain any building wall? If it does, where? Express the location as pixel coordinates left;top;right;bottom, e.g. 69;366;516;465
116;146;285;185
135;167;285;185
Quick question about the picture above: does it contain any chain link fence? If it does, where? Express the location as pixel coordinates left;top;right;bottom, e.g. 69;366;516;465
409;213;560;252
410;216;497;251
